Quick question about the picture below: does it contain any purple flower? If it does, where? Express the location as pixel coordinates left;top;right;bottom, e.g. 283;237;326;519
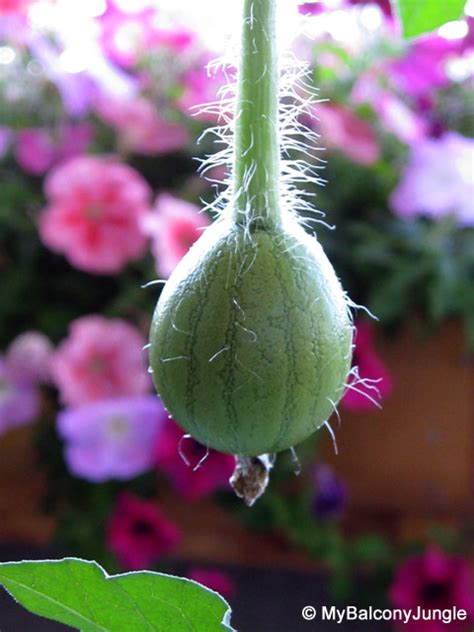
0;357;39;435
388;35;460;99
390;132;474;226
57;396;167;482
6;331;54;385
15;129;56;176
311;464;348;520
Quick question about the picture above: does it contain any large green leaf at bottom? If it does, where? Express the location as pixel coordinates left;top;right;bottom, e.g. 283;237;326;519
0;558;234;632
392;0;466;38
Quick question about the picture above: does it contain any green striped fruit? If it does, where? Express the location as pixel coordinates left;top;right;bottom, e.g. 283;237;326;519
149;213;353;456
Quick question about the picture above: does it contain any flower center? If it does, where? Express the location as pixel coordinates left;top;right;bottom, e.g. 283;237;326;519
0;378;10;400
132;520;153;537
86;205;102;220
107;416;129;438
421;581;450;602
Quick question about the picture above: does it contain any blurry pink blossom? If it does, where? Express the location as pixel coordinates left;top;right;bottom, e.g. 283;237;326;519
51;315;150;406
188;568;235;600
342;321;393;412
106;492;181;570
39;156;151;273
316;104;380;165
95;95;189;155
143;193;210;277
390;547;474;632
14;124;94;176
390;132;474;226
0;357;39;435
57;396;166;482
0;0;33;14
6;331;54;385
155;421;235;501
99;3;194;68
389;35;460;99
177;63;228;121
15;129;56;176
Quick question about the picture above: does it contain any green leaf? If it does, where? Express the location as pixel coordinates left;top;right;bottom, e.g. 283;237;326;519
0;558;234;632
392;0;466;38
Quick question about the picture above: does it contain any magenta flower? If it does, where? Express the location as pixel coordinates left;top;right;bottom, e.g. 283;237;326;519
316;104;380;166
143;193;210;278
391;132;474;227
390;547;474;632
311;464;348;520
57;396;166;482
39;156;151;274
99;2;193;68
0;0;32;15
14;124;94;177
177;63;227;121
6;331;54;385
51;315;150;407
188;568;235;600
15;129;56;176
106;492;181;570
341;321;393;412
95;95;189;155
0;357;39;435
154;421;235;501
389;35;460;99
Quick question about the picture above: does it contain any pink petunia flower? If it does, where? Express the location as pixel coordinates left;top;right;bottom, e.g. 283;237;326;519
390;132;474;227
15;128;57;176
0;0;33;14
99;3;194;68
188;568;235;600
154;420;235;501
14;124;94;176
390;547;474;632
39;156;151;274
6;331;54;385
51;315;150;406
106;492;181;570
177;62;228;121
142;193;210;278
389;35;460;99
0;357;39;435
316;104;380;166
95;95;189;155
341;321;393;412
57;396;167;482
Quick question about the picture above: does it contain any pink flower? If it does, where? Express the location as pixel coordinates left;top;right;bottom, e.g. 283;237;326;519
391;132;474;227
51;315;150;406
0;0;33;14
106;492;181;570
188;568;235;600
390;547;474;632
154;421;235;501
15;129;56;176
142;193;210;278
0;357;39;435
95;95;189;155
341;322;393;412
389;35;460;99
99;3;194;68
316;104;380;165
15;124;94;176
57;396;166;482
39;156;151;274
6;331;54;385
177;63;228;121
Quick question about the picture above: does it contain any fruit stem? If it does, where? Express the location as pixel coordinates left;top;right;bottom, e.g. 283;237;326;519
232;0;282;228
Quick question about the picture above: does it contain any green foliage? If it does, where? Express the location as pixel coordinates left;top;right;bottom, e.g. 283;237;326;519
0;558;234;632
392;0;466;38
